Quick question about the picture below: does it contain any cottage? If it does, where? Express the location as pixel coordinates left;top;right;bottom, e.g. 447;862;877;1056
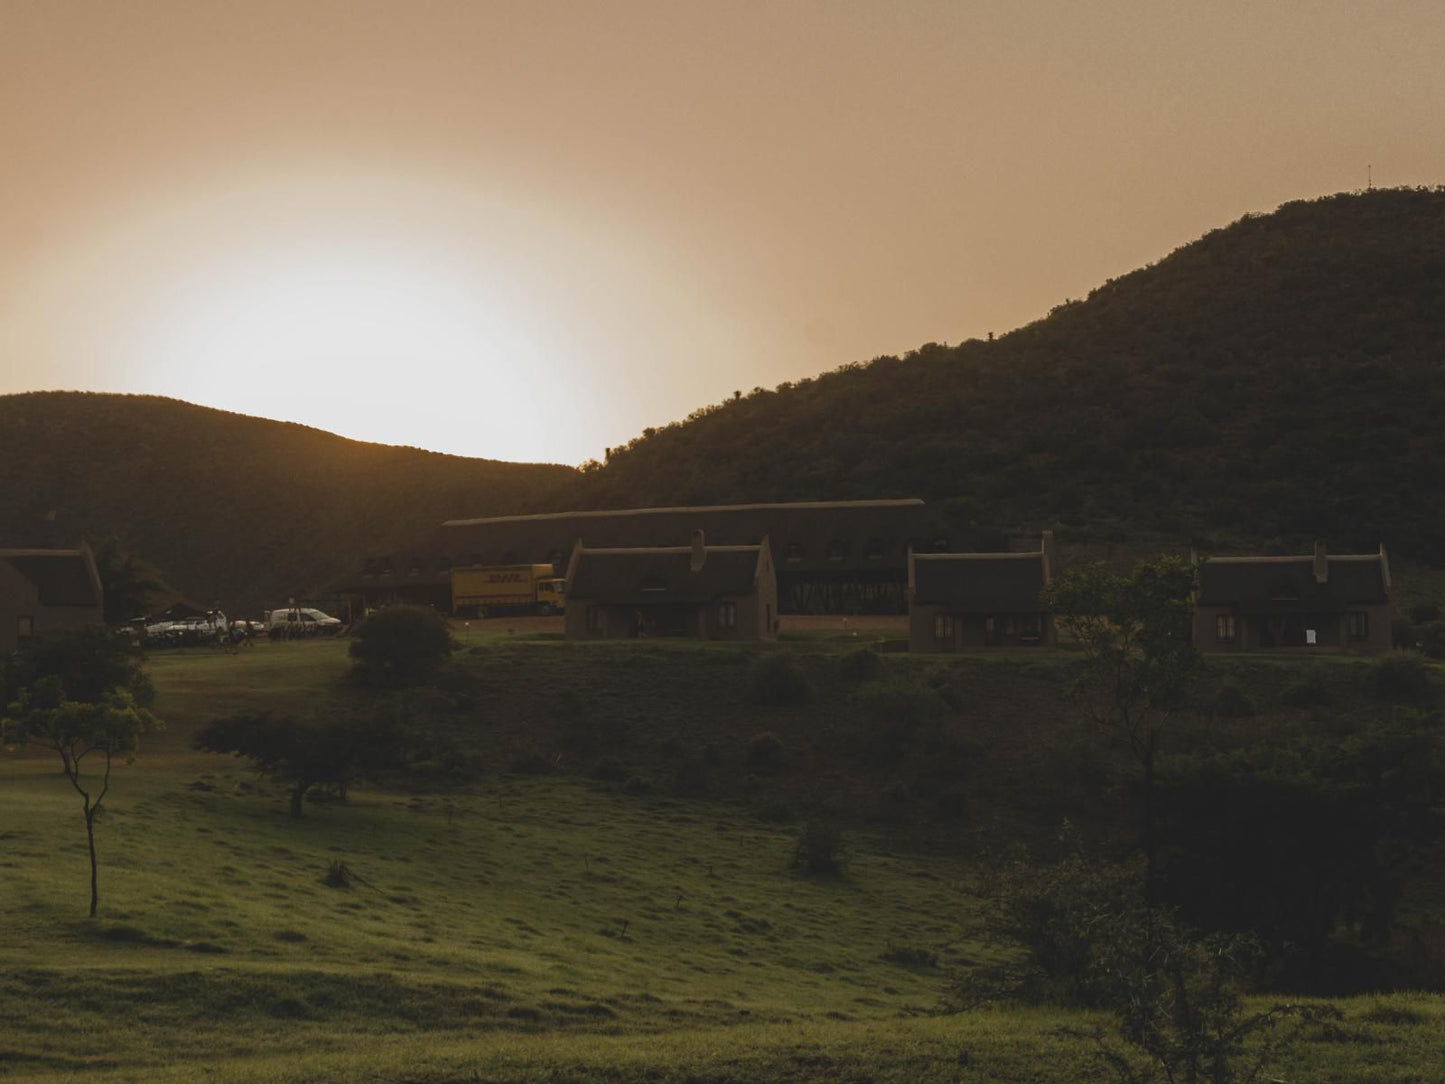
1193;541;1391;652
565;532;778;641
0;546;105;653
908;533;1055;651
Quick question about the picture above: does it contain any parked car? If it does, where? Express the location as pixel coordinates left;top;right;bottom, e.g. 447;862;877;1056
266;607;343;639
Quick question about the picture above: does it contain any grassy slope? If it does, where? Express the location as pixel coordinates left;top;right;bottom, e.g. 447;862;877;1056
4;637;1445;1082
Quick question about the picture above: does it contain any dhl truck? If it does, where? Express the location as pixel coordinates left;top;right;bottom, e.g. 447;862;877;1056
451;564;566;617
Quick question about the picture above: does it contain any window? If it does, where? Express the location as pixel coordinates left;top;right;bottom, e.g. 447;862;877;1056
827;539;847;562
640;577;666;592
784;542;804;563
864;538;885;560
1019;616;1042;643
586;606;603;633
934;614;954;640
1216;614;1236;643
719;601;737;629
984;616;1000;646
17;616;34;641
1347;611;1368;640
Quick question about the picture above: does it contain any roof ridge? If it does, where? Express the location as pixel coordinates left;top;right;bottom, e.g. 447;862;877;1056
444;498;925;527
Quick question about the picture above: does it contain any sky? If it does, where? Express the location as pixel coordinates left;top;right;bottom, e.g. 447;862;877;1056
3;1;1443;466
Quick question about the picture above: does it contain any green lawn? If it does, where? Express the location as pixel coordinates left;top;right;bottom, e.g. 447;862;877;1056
4;638;1445;1082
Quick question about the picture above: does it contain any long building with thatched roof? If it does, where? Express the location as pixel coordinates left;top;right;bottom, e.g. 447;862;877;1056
341;498;942;615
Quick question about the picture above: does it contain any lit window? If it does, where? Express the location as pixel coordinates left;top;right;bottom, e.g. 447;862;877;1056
934;614;953;640
1347;611;1368;640
1216;615;1236;642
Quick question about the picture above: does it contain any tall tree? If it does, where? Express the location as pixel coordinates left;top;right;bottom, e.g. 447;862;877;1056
2;629;159;916
1043;557;1198;893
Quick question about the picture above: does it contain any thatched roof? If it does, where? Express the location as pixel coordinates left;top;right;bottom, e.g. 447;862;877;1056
568;544;765;606
0;548;103;608
911;551;1047;612
434;499;934;576
1197;549;1389;609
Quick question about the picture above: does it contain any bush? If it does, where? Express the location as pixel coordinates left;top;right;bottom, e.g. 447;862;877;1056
348;607;454;687
745;731;787;771
792;819;846;875
1278;666;1331;708
749;655;813;706
1419;621;1445;660
837;648;882;683
1209;680;1256;717
1373;655;1431;702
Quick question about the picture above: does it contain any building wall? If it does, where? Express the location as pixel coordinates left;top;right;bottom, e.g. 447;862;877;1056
1194;603;1392;653
566;594;777;642
909;606;1053;652
0;561;104;653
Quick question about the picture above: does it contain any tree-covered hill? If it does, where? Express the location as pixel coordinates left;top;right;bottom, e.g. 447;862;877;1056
0;392;576;614
574;189;1445;561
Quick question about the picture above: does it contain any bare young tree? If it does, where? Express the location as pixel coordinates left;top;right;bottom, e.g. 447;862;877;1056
4;665;158;917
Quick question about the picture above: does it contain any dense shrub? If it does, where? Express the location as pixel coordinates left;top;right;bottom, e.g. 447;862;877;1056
1373;655;1431;702
1278;666;1332;708
748;655;813;706
348;607;454;688
1209;680;1256;717
745;731;787;772
836;648;883;683
792;819;846;875
1419;621;1445;660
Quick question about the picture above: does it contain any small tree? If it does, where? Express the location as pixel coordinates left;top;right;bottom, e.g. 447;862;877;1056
195;709;406;817
1044;557;1198;892
348;606;454;688
2;629;159;917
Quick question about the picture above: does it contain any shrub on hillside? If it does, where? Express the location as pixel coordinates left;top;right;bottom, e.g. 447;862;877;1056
1209;680;1256;717
1419;621;1445;660
748;655;812;706
1373;655;1431;703
792;818;846;875
837;648;882;684
348;607;454;688
1278;666;1331;709
745;731;787;772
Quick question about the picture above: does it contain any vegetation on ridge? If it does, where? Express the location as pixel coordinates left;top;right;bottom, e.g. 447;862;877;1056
576;189;1445;561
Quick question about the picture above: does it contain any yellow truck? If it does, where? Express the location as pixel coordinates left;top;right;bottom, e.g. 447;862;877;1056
451;564;566;617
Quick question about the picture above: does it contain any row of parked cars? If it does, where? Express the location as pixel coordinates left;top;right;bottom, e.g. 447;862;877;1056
138;607;343;645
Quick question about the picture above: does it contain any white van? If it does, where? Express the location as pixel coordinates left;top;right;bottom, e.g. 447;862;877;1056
266;607;343;638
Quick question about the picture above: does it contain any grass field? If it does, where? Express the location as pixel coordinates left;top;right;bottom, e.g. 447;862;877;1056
4;636;1445;1082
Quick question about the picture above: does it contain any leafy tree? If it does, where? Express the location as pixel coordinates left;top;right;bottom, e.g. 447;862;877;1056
195;709;405;817
1044;557;1198;892
1;629;159;917
966;848;1337;1084
348;606;454;688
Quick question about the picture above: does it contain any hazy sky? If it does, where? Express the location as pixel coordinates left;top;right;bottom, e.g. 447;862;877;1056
3;1;1443;465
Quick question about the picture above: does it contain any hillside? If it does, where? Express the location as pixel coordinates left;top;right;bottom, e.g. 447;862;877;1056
574;189;1445;562
0;392;576;614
